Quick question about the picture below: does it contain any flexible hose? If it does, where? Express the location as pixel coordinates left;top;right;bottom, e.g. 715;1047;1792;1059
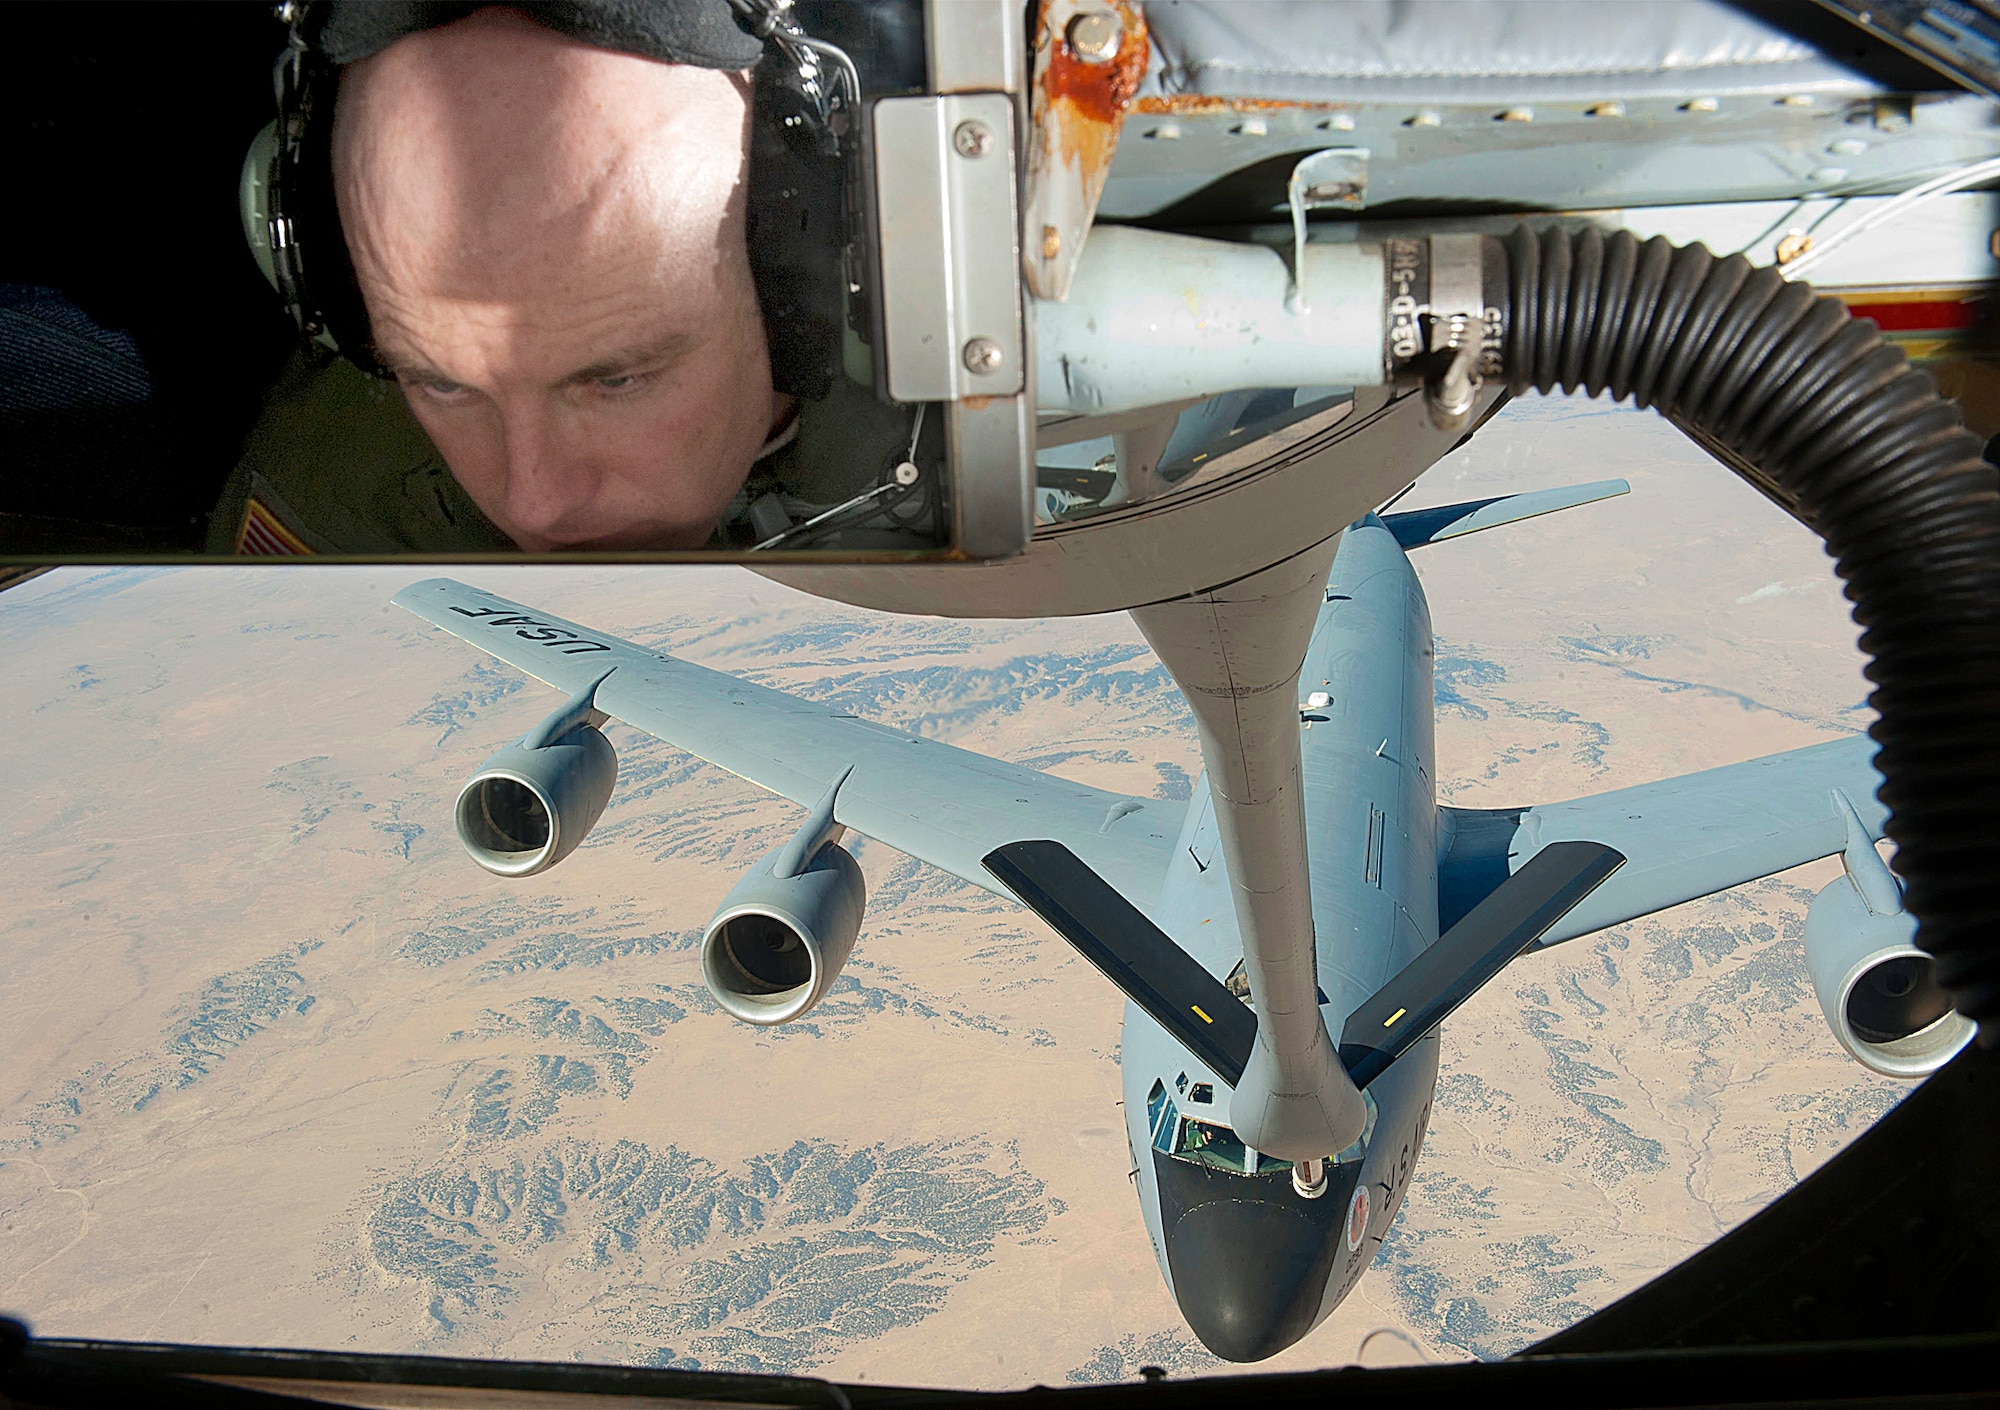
1496;225;2000;1040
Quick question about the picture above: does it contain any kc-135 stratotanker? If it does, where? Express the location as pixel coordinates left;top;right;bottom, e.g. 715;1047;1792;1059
395;479;1971;1362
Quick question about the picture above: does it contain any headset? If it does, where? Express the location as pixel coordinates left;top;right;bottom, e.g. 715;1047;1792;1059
239;0;862;398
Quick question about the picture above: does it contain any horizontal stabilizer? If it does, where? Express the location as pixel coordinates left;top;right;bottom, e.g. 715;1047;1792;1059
1383;479;1629;550
1339;841;1625;1087
985;839;1254;1086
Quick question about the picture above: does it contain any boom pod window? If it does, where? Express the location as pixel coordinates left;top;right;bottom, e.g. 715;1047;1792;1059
0;0;1031;562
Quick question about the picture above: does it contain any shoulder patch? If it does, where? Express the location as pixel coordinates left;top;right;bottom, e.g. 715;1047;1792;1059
236;495;316;556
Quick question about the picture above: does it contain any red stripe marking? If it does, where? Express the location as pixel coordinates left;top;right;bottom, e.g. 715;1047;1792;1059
1844;299;1985;333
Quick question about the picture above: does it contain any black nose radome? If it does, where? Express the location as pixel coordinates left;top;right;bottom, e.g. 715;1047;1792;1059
1155;1154;1351;1362
1166;1198;1340;1361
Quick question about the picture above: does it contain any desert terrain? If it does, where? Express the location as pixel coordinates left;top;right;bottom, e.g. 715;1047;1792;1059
0;395;1906;1385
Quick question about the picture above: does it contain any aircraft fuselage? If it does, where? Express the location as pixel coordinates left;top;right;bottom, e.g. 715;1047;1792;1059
1121;516;1444;1362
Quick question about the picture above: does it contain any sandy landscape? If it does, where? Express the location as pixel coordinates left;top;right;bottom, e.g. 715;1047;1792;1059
0;395;1908;1386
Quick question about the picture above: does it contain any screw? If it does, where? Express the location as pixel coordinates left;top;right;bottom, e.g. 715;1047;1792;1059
952;120;993;159
962;337;1004;375
892;460;921;487
1066;10;1123;63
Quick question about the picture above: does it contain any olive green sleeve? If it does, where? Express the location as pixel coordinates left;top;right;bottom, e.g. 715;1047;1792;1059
210;352;515;555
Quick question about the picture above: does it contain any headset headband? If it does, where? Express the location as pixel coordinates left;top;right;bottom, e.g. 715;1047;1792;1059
255;0;859;392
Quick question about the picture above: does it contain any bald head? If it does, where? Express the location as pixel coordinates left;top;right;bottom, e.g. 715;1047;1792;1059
334;7;787;551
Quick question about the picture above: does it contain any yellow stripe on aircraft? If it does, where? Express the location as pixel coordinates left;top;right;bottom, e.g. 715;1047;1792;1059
1384;1007;1407;1027
1191;1005;1213;1024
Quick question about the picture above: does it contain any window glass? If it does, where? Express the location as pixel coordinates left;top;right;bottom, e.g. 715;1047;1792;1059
1333;1090;1380;1166
1169;1118;1289;1176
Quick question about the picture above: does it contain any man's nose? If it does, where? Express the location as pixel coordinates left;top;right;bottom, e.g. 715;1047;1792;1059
498;404;597;538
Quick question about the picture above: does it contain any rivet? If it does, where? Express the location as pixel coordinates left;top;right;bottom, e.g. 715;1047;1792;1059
1233;118;1269;136
1586;101;1625;118
1065;10;1123;63
1041;224;1061;262
1497;107;1534;123
1144;123;1182;140
1828;136;1868;156
1320;113;1357;132
1682;96;1720;113
1779;93;1815;107
952;120;993;159
962;337;1004;375
1810;165;1849;185
1406;110;1442;128
1776;231;1813;265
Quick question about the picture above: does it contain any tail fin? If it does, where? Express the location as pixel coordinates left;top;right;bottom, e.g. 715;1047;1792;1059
1382;479;1629;551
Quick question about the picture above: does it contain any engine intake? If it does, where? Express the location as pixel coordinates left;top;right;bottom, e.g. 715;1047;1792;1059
1804;793;1973;1079
701;771;865;1025
455;674;618;877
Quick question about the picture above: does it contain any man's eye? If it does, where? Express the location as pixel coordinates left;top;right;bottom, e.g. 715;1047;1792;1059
407;376;475;402
593;371;653;394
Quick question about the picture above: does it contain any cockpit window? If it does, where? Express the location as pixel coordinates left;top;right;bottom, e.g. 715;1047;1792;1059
1168;1117;1290;1176
1147;1087;1375;1176
1332;1090;1380;1166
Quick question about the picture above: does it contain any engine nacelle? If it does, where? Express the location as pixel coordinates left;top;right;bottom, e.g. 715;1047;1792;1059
455;724;617;877
1805;871;1973;1081
702;838;866;1026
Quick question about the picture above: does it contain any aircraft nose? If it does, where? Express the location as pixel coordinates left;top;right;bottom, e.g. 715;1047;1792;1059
1157;1160;1353;1362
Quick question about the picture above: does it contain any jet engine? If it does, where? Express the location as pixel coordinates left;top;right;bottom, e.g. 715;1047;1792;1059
1804;796;1974;1079
701;772;864;1025
455;676;618;878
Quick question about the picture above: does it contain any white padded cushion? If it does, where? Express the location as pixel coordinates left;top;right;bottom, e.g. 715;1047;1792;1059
1137;0;1890;103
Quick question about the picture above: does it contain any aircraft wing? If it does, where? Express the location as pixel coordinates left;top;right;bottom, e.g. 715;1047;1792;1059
1438;734;1886;950
392;578;1185;906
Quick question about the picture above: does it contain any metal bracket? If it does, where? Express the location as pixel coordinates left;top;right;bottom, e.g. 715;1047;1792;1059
1419;233;1485;433
1286;147;1368;310
1022;0;1150;301
872;92;1025;403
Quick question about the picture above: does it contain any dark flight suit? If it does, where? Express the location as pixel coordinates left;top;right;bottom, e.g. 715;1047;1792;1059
206;351;925;555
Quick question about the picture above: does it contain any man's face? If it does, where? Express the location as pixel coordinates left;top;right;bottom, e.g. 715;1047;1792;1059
334;8;785;551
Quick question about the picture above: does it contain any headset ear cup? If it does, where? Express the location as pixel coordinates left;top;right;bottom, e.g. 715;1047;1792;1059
745;65;845;401
240;120;282;293
296;67;387;375
265;44;390;377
